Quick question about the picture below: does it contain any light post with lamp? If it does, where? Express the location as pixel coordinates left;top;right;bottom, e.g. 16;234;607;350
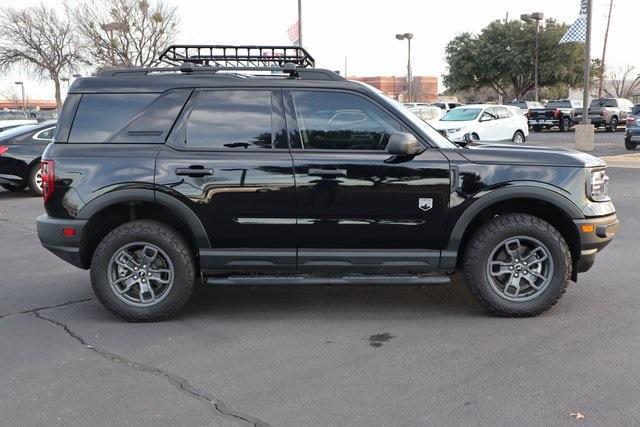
395;33;414;102
14;81;25;111
520;12;544;102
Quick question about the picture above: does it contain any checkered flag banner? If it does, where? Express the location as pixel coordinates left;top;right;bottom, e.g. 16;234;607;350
560;0;588;43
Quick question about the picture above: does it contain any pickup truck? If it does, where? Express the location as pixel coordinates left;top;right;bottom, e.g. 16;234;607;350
573;98;635;132
528;100;582;132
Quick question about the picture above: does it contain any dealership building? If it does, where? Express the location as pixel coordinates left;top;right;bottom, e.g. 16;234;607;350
349;75;438;102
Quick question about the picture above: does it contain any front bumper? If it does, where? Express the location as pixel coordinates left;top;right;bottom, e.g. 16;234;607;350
573;213;619;274
37;214;87;269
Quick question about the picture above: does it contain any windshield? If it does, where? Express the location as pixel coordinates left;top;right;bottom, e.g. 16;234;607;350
441;108;481;121
383;97;457;149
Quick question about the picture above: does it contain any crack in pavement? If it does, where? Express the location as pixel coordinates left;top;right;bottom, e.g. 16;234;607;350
0;297;96;319
32;310;271;427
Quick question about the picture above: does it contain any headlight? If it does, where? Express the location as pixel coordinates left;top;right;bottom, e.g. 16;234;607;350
587;169;610;201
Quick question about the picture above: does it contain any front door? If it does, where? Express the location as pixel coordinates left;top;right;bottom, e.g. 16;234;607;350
155;88;297;270
284;89;450;271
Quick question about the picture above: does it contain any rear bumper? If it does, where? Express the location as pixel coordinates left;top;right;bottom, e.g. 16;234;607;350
625;128;640;142
37;214;87;269
529;119;559;127
573;213;619;273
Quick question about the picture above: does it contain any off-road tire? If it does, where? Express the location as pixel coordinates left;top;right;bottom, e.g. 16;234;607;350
625;140;637;150
90;220;196;322
1;182;26;192
462;213;571;317
27;162;42;196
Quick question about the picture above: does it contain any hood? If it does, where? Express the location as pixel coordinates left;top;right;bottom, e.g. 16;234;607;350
459;143;606;168
430;120;471;131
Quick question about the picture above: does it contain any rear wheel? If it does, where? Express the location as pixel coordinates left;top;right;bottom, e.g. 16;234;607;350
607;117;619;132
90;220;196;322
463;213;571;317
560;116;571;132
27;162;43;196
512;130;526;144
625;140;637;150
1;182;26;192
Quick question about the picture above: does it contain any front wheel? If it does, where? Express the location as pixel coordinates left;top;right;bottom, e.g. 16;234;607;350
463;213;571;317
90;220;196;322
512;130;526;144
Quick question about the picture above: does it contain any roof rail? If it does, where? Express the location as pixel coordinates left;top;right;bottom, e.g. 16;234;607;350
158;44;315;68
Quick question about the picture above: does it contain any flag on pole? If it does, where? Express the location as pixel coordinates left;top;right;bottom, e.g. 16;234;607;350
560;0;588;43
287;21;300;46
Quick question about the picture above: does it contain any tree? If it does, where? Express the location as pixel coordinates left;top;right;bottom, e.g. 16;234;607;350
73;0;179;68
443;19;585;101
601;65;640;99
0;4;84;109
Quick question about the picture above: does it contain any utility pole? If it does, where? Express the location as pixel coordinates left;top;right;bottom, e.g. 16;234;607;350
598;0;614;98
297;0;302;47
581;0;592;125
344;56;347;77
521;13;544;102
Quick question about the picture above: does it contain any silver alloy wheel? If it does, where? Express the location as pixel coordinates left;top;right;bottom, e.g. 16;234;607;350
485;236;554;302
35;168;43;190
513;132;524;143
107;242;175;307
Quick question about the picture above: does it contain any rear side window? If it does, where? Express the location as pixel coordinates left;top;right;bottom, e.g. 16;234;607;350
632;105;640;116
68;94;158;143
186;90;273;150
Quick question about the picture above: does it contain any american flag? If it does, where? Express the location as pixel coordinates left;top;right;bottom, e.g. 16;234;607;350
560;0;588;44
287;20;300;46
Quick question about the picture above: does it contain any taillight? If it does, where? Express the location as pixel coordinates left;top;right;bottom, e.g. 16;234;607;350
553;109;560;118
0;145;7;155
602;110;608;116
628;116;637;124
41;160;55;203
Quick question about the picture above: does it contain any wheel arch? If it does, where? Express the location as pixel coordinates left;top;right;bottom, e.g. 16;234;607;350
76;189;209;269
443;186;583;278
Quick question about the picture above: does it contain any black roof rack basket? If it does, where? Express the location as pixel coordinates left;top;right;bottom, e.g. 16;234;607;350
159;45;315;68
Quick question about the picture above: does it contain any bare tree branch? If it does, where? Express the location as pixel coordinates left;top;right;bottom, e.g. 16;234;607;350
74;0;179;69
602;65;640;98
0;4;84;108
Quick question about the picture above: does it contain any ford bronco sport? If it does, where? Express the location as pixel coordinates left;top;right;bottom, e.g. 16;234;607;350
36;45;619;321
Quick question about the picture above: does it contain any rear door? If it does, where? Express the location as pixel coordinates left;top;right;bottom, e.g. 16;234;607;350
155;88;297;270
285;89;450;271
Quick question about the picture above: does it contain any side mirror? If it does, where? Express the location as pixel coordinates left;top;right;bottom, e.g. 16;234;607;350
386;132;424;156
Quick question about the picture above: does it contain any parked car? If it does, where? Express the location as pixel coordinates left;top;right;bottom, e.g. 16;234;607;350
0;109;38;131
506;100;545;120
37;44;617;321
625;104;640;150
0;120;56;195
432;101;463;112
528;100;582;132
431;104;529;143
573;98;634;132
403;102;431;109
408;105;443;122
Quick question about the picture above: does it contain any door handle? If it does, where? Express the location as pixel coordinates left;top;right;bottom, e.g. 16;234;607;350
175;166;214;177
308;168;347;178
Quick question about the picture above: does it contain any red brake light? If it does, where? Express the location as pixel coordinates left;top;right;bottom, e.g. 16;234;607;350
628;116;637;123
602;110;608;116
554;109;561;118
0;145;7;156
62;227;76;236
41;160;55;203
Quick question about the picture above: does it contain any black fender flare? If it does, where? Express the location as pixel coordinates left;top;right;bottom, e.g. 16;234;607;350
76;188;210;248
441;185;583;269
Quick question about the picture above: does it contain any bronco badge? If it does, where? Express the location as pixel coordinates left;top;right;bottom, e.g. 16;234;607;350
418;198;433;212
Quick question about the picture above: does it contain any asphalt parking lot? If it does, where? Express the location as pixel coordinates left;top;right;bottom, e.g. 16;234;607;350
0;140;638;426
526;127;630;157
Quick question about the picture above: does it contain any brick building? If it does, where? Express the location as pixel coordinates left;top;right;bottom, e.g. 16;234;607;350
349;75;438;102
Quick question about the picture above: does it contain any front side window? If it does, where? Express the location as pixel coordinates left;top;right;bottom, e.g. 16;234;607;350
187;90;273;150
480;108;498;121
496;107;511;119
291;91;403;150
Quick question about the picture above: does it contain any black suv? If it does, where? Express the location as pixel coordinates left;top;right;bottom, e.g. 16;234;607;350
36;46;619;321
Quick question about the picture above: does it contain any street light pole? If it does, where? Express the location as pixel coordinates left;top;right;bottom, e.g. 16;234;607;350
581;0;592;125
14;81;25;111
521;13;544;102
395;33;414;102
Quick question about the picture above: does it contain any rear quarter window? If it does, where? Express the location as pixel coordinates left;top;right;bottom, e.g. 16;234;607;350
68;93;159;143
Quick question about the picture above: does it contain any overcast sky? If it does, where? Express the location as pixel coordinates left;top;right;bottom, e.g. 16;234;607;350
1;0;638;100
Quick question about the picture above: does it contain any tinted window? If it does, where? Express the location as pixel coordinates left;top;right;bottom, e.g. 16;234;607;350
590;98;617;108
291;91;403;150
69;94;158;143
187;90;273;150
546;101;571;109
34;127;55;140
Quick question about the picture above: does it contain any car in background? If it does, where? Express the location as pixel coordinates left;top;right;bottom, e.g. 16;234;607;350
403;102;431;109
408;105;443;122
431;104;529;143
506;100;545;120
432;101;463;112
625;104;640;150
0;110;37;132
0;120;56;195
574;98;634;132
528;100;582;132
